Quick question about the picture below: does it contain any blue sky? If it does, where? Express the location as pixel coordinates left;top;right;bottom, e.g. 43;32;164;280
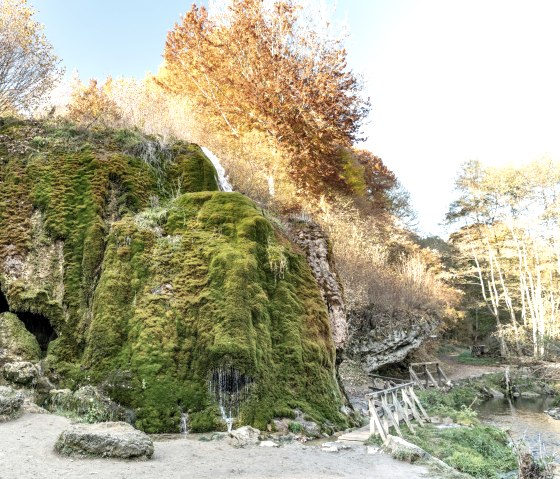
34;1;560;237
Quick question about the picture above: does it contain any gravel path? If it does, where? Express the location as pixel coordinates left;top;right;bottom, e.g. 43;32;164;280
0;413;432;479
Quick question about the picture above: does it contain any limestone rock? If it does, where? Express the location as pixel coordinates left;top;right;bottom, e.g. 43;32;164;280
259;440;279;448
54;422;154;459
346;309;437;374
228;426;261;447
322;443;339;452
0;385;24;420
46;386;131;423
3;361;39;385
288;219;348;351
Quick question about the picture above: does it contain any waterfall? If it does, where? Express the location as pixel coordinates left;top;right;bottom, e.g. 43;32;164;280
201;147;233;192
208;366;252;432
179;411;188;434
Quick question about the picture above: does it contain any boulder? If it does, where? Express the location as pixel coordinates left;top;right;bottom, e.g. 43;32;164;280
54;422;154;459
2;361;39;385
383;435;428;463
228;426;261;447
0;385;24;420
0;312;41;365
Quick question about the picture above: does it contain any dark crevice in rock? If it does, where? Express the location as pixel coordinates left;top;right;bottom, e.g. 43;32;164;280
17;311;57;354
0;290;8;313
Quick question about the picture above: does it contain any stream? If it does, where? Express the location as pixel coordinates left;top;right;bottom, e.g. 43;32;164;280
477;396;560;461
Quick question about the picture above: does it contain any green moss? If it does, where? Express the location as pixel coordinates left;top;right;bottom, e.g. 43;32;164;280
85;191;344;432
0;118;344;433
0;312;41;360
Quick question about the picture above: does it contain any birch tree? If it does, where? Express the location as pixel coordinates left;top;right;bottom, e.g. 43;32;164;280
448;159;560;358
0;0;63;114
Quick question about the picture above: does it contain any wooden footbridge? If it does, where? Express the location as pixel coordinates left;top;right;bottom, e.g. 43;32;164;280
363;362;451;442
409;362;451;390
366;377;431;441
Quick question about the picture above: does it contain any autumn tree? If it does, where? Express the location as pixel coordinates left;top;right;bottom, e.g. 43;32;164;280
0;0;63;114
68;77;122;129
158;0;369;190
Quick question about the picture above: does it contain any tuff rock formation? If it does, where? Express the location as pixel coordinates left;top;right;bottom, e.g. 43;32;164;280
0;118;346;433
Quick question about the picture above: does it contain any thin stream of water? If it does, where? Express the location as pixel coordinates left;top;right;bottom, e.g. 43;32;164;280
201;147;233;192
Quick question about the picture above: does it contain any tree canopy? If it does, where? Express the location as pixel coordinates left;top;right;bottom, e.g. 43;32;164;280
0;0;63;113
158;0;370;190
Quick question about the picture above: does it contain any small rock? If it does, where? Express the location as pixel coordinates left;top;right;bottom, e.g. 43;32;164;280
3;361;39;385
0;385;24;420
367;446;380;454
22;399;49;414
485;388;505;399
55;422;154;459
272;418;289;434
322;445;339;452
259;440;279;448
228;426;261;447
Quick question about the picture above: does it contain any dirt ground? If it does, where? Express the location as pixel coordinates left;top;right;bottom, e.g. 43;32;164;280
0;412;432;479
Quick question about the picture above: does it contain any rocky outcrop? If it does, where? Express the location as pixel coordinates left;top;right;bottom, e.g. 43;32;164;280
288;219;348;352
54;422;154;459
0;385;24;421
346;308;437;373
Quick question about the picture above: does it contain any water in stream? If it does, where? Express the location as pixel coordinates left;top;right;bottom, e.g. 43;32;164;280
477;396;560;461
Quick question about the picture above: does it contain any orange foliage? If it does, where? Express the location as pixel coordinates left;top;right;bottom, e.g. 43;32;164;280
158;0;369;191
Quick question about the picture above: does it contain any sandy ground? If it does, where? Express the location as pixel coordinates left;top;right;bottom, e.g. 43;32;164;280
0;413;432;479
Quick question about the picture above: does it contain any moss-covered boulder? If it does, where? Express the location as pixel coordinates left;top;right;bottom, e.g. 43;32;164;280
0;312;41;364
0;118;345;433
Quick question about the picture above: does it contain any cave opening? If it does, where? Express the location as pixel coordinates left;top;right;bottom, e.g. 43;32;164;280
0;290;8;313
0;289;57;353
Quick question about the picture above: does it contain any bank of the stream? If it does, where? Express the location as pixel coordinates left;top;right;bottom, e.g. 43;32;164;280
0;412;432;479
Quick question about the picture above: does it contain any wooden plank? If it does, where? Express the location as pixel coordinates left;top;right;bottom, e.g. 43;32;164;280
437;364;450;384
424;365;439;389
409;387;431;421
401;388;425;424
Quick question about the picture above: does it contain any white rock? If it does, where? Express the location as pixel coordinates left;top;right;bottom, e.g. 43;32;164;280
259;440;279;448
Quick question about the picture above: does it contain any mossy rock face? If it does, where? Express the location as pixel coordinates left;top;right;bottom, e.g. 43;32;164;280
0;312;41;364
0;118;345;433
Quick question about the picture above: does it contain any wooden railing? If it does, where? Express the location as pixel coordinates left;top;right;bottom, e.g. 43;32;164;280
366;381;430;441
409;361;451;390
